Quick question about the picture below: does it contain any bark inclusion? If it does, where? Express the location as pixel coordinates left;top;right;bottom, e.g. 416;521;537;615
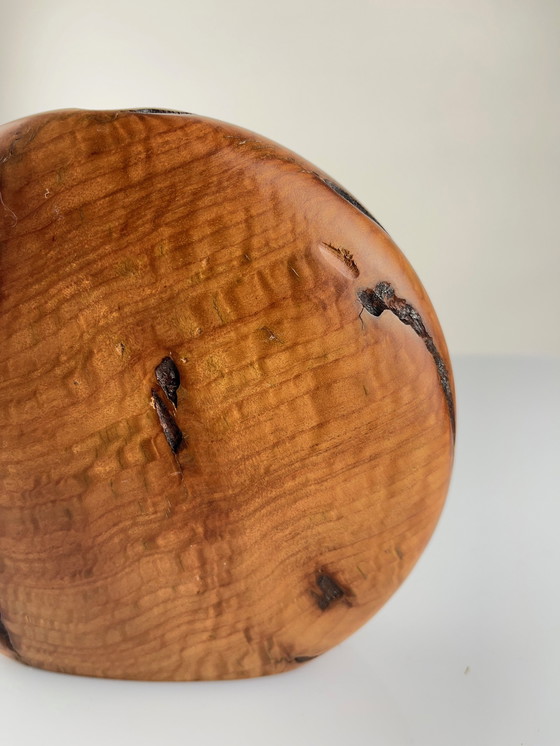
357;282;455;437
151;356;183;454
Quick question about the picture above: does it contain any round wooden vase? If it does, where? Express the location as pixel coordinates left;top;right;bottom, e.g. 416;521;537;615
0;109;455;680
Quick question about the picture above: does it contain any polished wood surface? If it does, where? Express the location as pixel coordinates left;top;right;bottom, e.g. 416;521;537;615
0;109;454;680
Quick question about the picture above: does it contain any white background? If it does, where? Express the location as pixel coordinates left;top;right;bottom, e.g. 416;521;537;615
1;0;559;356
1;2;559;745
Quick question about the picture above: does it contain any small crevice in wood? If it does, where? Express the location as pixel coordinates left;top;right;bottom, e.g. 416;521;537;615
151;389;183;454
155;356;181;408
321;242;360;277
259;326;283;344
312;572;346;610
357;282;455;437
128;108;192;115
293;655;318;663
320;178;386;232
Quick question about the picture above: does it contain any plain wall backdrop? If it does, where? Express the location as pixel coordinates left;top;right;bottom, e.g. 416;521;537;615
1;0;559;356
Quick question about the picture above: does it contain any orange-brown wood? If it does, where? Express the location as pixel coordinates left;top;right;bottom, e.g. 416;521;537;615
0;109;454;680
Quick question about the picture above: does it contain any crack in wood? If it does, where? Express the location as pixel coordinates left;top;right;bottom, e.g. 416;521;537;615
321;178;386;231
151;389;183;454
293;655;318;663
321;242;360;277
155;356;180;408
357;281;455;437
128;108;192;115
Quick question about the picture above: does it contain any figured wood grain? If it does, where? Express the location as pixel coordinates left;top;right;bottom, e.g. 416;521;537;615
0;109;455;680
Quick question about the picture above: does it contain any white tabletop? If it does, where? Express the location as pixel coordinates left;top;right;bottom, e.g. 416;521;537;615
1;355;558;746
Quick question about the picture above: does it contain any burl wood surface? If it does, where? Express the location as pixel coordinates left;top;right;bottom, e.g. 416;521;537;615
0;109;454;680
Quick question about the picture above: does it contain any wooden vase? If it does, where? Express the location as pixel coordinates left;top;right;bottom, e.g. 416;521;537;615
0;109;455;680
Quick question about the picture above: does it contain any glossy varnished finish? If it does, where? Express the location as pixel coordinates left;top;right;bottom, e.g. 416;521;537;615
0;110;454;680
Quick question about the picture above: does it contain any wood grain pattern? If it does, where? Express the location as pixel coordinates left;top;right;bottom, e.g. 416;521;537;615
0;109;455;680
